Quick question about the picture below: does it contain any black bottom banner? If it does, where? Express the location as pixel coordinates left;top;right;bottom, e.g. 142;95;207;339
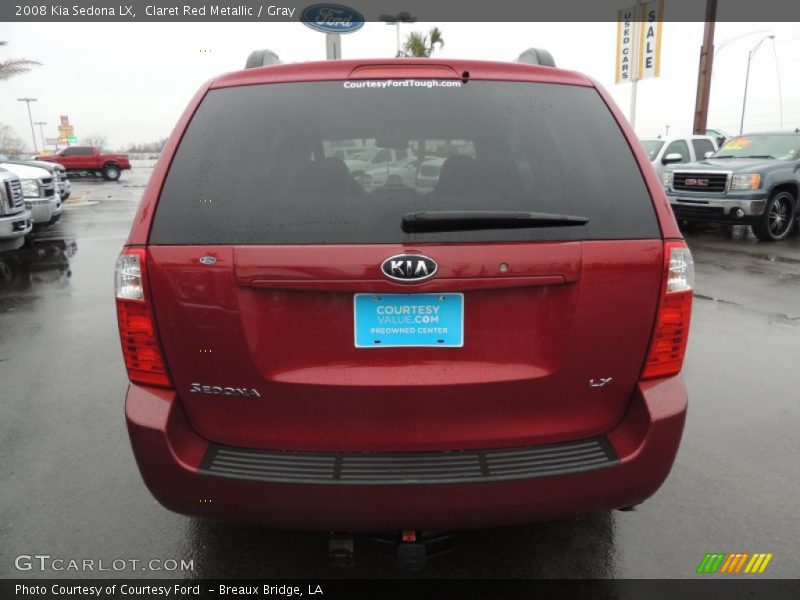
2;579;800;600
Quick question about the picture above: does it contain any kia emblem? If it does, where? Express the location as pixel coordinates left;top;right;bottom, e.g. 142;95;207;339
381;254;438;283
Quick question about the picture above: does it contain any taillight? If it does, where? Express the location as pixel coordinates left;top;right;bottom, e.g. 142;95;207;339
115;248;172;388
641;241;694;380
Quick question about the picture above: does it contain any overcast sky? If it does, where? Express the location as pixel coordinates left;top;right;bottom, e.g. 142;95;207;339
2;21;799;150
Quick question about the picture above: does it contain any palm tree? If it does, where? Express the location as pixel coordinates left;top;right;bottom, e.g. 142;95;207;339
401;27;444;58
0;41;40;81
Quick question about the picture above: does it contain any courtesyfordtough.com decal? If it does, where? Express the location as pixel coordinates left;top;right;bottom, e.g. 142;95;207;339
343;80;464;89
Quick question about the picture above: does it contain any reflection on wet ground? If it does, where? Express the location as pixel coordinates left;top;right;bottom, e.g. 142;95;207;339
184;513;621;578
0;239;77;290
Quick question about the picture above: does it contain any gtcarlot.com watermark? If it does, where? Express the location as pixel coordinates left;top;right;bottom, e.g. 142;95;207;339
14;554;194;573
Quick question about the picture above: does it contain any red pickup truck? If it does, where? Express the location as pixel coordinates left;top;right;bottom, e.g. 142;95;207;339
37;146;131;181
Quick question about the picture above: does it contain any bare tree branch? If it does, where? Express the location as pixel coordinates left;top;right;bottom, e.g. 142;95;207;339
82;134;108;148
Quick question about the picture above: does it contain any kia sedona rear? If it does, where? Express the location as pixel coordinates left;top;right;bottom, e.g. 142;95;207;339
117;58;693;531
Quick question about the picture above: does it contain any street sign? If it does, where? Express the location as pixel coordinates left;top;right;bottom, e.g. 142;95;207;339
615;1;664;131
615;5;639;84
615;1;664;83
60;115;69;125
301;4;364;34
637;0;665;80
68;136;78;144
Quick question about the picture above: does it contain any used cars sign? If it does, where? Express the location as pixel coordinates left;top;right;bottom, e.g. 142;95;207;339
301;3;364;34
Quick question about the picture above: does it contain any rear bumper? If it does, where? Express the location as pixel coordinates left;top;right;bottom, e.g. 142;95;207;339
126;377;687;531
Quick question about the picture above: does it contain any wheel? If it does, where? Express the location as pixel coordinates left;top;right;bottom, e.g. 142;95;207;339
103;164;121;181
751;191;796;241
678;220;698;232
61;192;70;201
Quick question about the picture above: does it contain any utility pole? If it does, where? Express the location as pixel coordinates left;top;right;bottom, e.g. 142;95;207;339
17;97;38;153
34;121;47;152
692;0;717;135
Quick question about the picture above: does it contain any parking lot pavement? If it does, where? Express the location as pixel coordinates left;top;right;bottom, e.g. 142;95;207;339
0;170;798;579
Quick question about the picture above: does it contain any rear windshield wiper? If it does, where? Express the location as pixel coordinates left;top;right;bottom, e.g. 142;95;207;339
741;155;777;159
402;210;589;233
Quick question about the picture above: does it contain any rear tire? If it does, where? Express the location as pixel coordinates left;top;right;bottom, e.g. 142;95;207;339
752;191;796;241
103;164;121;181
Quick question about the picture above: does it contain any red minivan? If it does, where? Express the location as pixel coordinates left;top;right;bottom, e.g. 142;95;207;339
116;57;693;532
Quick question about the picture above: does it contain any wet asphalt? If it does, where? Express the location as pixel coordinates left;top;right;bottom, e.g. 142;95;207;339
0;168;798;580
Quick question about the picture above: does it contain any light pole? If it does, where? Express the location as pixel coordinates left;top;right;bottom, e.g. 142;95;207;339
34;121;47;152
713;29;771;62
739;35;774;134
770;39;783;129
379;12;417;57
17;97;38;153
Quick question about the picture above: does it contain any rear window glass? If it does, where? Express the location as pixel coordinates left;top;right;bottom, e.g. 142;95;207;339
150;80;659;244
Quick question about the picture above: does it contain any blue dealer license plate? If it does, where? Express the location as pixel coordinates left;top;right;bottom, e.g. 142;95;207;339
354;293;464;348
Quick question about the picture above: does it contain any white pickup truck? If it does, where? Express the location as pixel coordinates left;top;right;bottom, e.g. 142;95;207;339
0;161;61;227
0;168;33;252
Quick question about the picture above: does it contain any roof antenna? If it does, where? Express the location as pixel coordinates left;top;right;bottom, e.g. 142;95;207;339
245;49;281;69
516;48;556;67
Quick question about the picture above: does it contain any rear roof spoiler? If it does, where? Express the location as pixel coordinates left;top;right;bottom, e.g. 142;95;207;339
516;48;556;68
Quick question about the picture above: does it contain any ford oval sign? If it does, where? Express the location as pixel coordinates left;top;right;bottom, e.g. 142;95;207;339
301;4;364;34
381;254;438;283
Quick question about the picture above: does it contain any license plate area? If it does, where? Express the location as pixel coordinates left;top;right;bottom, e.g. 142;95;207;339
354;293;464;348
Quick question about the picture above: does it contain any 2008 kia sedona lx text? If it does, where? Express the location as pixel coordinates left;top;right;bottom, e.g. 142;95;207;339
116;57;693;531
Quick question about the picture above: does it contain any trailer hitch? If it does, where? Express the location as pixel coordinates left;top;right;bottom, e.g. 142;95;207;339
328;531;453;571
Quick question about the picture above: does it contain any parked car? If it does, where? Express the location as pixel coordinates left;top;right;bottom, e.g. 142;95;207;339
330;146;375;162
704;128;730;147
0;161;61;227
344;147;411;183
362;155;418;188
664;131;800;241
415;156;446;189
0;154;71;201
53;163;71;200
640;135;718;180
36;146;131;181
0;168;33;252
117;56;693;538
